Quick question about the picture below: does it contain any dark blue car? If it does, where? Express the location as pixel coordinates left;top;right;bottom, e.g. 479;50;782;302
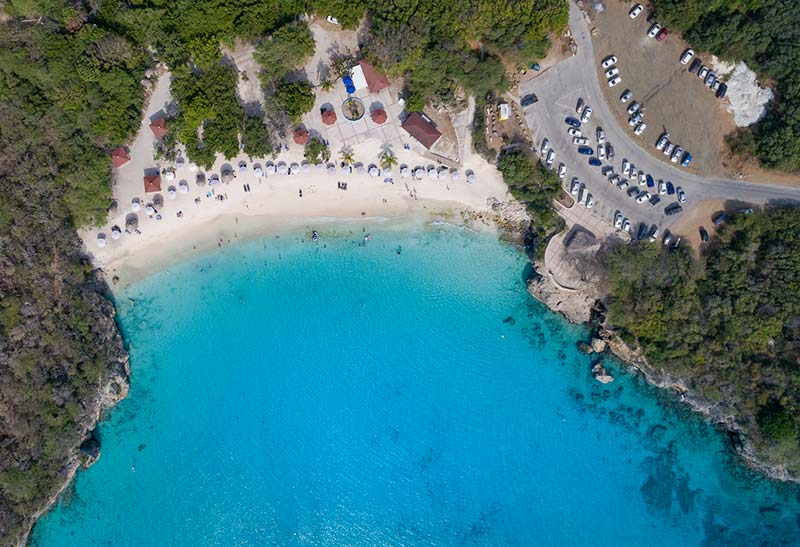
649;195;661;206
565;117;581;127
666;181;675;195
646;174;654;188
588;157;601;166
521;93;538;107
577;146;594;155
681;152;693;167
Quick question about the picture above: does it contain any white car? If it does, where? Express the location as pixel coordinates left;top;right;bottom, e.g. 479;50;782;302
680;49;695;65
698;66;709;80
581;107;593;123
596;127;606;144
573;136;589;145
627;102;641;115
636;192;650;203
546;149;556;166
602;55;618;69
541;138;551;154
608;76;622;87
656;133;669;150
628;112;643;126
621;159;630;174
638;171;646;185
677;186;687;203
658;180;667;194
578;186;587;205
605;67;620;78
598;145;606;160
620;89;633;103
617;180;629;191
609;174;620;185
568;128;582;137
576;98;584;114
633;122;647;135
647;23;662;39
571;179;581;195
558;163;566;179
614;211;623;228
326;15;340;25
629;4;643;18
622;218;632;233
663;142;675;156
671;146;683;163
586;194;595;209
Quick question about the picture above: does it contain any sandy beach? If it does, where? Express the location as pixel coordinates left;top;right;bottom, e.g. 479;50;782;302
82;72;518;287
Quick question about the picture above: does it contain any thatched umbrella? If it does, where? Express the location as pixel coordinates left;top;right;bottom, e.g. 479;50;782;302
466;171;477;184
179;180;190;193
277;162;288;175
427;166;438;179
450;169;460;180
153;193;164;208
301;161;311;173
110;225;122;240
399;165;410;178
188;162;198;172
145;204;156;216
326;164;336;175
125;214;139;232
167;186;177;199
289;162;300;174
96;233;107;248
341;164;352;174
253;165;264;177
368;165;380;177
108;199;119;215
238;161;247;174
164;169;176;181
414;167;425;178
130;198;141;212
196;172;206;187
266;162;276;175
316;162;324;171
355;164;366;175
221;170;234;183
176;156;185;169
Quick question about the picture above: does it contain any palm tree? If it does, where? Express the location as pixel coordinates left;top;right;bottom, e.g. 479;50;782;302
319;79;334;93
339;147;355;166
380;150;398;170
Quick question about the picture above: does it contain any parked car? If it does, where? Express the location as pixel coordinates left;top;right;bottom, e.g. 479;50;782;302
662;230;674;246
621;159;630;174
597;145;606;160
609;174;621;185
712;80;721;92
658;180;667;194
716;83;728;99
705;72;716;87
558;163;566;179
634;122;647;135
565;117;581;127
648;224;660;242
596;127;606;144
646;174;654;188
614;211;623;228
689;59;702;74
629;4;643;18
627;102;641;115
699;226;709;242
622;218;632;233
665;203;683;216
628;112;643;126
546;149;556;166
577;146;594;155
586;194;595;209
588;157;602;166
712;211;727;226
629;163;636;176
666;181;675;195
601;165;614;176
573;136;590;145
738;207;754;215
608;76;622;87
617;180;629;191
647;23;662;39
638;223;649;240
636;192;650;203
677;186;686;203
680;49;695;65
671;146;684;163
605;67;620;78
540;138;550;154
521;93;538;107
620;89;633;103
578;186;587;205
656;27;669;41
571;179;581;195
698;66;709;79
663;142;675;156
656;133;669;150
649;195;661;206
568;128;582;137
326;15;340;24
602;55;618;69
581;107;593;123
638;171;646;185
576;98;584;113
681;152;693;167
627;186;640;197
606;143;615;160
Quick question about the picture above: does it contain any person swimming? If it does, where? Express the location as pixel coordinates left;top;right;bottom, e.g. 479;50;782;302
312;230;319;241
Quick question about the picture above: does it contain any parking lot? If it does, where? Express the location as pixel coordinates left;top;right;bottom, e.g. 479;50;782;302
590;1;735;177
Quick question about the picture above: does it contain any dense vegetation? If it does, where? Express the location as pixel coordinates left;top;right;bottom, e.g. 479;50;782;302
653;0;800;171
605;208;800;472
497;150;564;254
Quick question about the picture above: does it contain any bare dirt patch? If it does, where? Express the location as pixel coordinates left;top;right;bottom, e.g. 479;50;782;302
590;1;734;177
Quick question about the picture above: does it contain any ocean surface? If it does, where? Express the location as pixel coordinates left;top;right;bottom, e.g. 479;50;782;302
33;225;800;546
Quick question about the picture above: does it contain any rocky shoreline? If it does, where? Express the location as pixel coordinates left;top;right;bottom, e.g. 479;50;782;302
526;254;799;484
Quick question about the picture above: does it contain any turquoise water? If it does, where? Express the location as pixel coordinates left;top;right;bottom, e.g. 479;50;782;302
33;226;799;546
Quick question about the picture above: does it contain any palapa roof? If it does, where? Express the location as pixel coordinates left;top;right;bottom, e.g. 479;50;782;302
321;109;337;125
370;108;387;124
401;113;441;149
110;146;130;168
149;117;168;139
358;59;390;93
143;173;161;193
293;128;309;145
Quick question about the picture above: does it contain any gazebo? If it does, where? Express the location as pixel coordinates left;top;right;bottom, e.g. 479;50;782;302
293;128;309;145
321;109;337;126
110;146;130;168
370;108;387;124
143;173;161;193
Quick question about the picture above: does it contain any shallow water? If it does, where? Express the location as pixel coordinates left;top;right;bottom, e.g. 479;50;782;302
33;226;800;546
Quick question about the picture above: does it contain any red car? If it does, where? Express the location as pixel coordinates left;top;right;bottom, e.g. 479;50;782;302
656;27;669;41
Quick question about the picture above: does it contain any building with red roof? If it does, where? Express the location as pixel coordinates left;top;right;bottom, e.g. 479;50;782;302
143;173;161;193
110;146;130;168
358;60;390;93
401;113;442;149
149;117;168;139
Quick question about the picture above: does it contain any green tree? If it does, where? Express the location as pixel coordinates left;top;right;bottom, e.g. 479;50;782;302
304;137;330;164
255;21;315;88
274;80;315;123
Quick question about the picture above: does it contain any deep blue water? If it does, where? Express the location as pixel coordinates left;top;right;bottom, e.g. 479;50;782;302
33;225;800;546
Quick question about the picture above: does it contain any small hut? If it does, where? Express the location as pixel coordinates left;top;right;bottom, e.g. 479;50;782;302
143;173;161;193
149;116;168;139
110;146;130;168
293;128;309;145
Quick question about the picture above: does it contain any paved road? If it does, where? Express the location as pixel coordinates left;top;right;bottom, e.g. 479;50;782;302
517;1;800;238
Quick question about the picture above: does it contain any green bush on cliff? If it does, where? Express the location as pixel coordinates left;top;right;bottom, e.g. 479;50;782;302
758;404;798;442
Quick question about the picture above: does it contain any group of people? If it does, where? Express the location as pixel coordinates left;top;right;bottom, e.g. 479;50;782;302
337;181;349;191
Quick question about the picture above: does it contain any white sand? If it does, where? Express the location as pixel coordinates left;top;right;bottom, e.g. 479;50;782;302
83;73;514;286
